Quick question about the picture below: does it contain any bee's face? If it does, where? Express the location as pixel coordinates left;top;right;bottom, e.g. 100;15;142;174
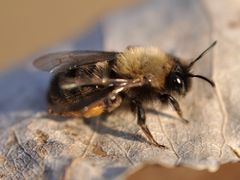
165;64;191;96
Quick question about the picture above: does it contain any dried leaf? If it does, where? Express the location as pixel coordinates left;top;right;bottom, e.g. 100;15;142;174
0;0;240;179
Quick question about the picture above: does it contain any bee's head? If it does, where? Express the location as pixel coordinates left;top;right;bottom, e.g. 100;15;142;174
165;41;216;96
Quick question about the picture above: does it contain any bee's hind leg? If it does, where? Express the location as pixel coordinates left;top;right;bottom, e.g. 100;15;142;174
130;99;167;149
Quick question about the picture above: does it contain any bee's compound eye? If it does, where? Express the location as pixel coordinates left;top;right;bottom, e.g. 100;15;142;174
173;76;183;88
176;77;182;85
166;73;185;94
166;64;189;95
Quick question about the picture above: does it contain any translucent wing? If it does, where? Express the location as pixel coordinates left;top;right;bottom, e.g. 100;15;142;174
49;77;139;114
33;50;119;73
49;84;115;113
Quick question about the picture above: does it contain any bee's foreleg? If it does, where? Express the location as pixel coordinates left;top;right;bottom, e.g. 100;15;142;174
158;94;189;124
130;99;167;148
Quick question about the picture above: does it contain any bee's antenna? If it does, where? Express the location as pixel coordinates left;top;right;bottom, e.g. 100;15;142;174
188;73;215;87
187;41;217;70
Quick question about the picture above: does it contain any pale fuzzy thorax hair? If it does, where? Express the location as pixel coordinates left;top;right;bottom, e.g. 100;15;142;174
114;47;174;89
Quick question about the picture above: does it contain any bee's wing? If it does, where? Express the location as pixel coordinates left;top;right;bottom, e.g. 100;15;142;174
33;50;120;73
51;85;115;113
50;78;133;113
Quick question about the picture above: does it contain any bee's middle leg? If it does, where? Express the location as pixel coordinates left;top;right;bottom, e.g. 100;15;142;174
130;99;167;148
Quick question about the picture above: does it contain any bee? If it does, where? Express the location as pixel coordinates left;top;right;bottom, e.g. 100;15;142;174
33;41;216;148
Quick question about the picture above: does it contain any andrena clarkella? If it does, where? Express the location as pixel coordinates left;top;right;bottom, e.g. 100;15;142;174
33;41;216;148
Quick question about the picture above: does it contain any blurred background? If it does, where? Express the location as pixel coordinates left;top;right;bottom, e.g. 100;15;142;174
0;0;139;70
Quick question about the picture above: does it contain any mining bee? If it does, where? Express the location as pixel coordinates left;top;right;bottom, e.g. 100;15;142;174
33;41;216;148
